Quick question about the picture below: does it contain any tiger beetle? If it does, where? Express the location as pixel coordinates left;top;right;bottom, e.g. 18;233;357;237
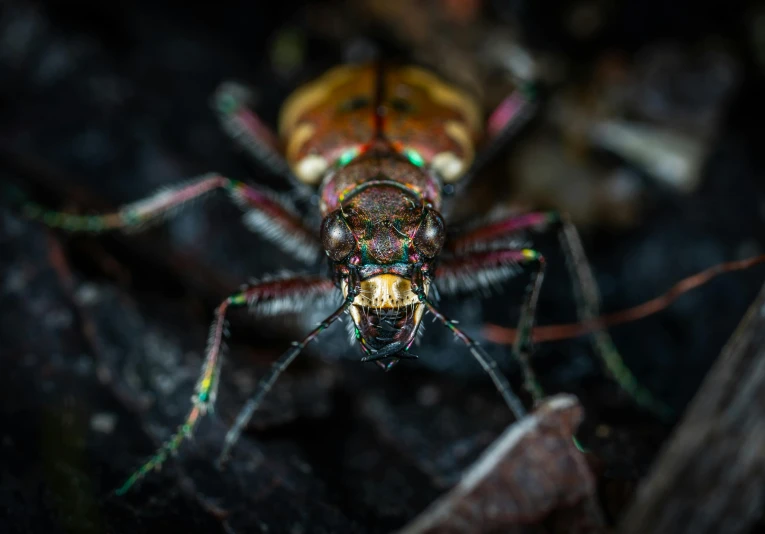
23;61;671;494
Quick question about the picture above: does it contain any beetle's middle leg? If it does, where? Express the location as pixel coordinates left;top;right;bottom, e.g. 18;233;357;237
444;211;671;417
22;174;322;264
117;274;339;495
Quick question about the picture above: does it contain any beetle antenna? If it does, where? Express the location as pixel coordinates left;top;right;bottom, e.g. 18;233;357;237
421;296;526;420
411;267;526;420
484;254;765;344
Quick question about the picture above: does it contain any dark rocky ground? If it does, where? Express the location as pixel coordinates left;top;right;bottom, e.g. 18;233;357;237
1;1;764;532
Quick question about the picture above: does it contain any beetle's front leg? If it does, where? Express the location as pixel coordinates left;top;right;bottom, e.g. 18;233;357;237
116;274;338;495
23;174;322;264
218;267;361;465
435;248;547;402
445;211;670;417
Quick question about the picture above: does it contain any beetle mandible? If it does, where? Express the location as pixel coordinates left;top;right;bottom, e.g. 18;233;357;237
25;61;660;493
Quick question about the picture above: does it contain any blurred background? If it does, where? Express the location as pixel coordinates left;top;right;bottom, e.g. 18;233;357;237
1;0;764;532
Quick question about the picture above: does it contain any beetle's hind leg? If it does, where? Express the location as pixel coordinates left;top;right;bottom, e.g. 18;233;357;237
554;215;672;418
443;210;671;418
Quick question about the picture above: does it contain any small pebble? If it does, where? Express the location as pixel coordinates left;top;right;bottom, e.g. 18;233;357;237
417;384;441;407
90;412;117;434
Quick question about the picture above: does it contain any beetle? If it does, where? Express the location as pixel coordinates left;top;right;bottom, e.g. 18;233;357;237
23;60;660;493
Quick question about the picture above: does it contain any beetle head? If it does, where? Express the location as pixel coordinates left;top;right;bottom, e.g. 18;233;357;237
320;184;445;360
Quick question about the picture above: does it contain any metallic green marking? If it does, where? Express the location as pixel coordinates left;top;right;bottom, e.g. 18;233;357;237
338;148;359;167
521;248;539;260
229;294;247;306
404;148;425;167
572;436;589;453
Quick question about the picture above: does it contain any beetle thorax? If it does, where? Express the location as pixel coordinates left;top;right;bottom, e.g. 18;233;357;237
319;154;442;215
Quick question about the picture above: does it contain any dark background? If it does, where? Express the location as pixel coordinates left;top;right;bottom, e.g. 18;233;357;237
1;0;764;532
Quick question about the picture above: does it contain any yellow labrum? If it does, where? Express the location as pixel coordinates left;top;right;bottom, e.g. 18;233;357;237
352;274;424;309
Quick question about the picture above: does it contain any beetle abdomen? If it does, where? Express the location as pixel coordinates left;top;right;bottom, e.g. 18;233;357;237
279;62;482;187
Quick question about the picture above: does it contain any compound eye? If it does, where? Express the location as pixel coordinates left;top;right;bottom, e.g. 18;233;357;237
413;210;445;258
321;211;355;261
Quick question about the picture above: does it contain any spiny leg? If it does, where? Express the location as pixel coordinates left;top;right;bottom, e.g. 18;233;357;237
217;271;360;465
22;174;322;263
556;216;671;417
481;84;538;163
212;82;307;192
445;210;671;417
434;249;547;403
451;84;537;196
447;211;553;255
510;250;547;403
22;174;230;233
116;275;337;495
486;85;537;140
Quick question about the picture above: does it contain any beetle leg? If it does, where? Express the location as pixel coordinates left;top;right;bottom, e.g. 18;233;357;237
23;174;322;264
435;248;547;402
451;85;537;195
217;269;360;465
484;85;538;149
444;212;671;417
212;81;307;191
411;267;527;420
446;210;552;254
116;275;339;495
